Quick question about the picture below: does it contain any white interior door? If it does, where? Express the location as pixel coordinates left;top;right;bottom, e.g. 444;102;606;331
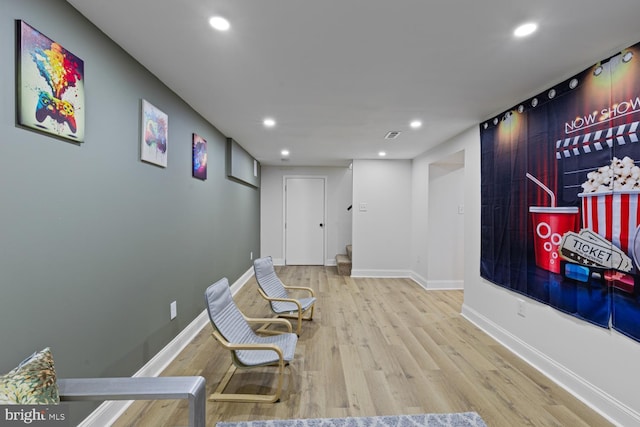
285;177;325;265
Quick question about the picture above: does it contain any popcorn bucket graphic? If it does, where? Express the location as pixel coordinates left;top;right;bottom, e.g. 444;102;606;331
579;191;640;257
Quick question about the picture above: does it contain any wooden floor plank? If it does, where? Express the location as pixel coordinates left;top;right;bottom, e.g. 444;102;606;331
112;266;612;427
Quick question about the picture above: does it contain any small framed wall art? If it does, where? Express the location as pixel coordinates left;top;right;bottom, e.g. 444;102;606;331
17;20;85;142
140;99;168;167
192;133;207;180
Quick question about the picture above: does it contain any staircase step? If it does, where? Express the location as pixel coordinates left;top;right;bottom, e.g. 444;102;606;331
336;254;352;276
346;244;352;260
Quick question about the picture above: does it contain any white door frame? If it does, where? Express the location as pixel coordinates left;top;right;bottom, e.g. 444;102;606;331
282;175;328;265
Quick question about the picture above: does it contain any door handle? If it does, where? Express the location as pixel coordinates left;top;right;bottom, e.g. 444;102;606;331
319;223;324;228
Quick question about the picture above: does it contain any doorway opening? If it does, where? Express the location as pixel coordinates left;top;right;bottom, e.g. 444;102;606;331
427;150;465;289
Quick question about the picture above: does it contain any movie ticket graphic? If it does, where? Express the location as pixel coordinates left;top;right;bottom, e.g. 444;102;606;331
559;229;633;272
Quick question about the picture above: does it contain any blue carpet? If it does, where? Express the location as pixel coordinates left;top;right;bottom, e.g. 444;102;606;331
217;412;488;427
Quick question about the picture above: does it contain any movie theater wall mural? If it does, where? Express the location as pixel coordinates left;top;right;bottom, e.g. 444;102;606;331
480;41;640;343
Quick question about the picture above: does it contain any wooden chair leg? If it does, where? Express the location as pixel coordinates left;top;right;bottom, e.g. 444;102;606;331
208;362;285;403
295;311;302;335
277;308;314;335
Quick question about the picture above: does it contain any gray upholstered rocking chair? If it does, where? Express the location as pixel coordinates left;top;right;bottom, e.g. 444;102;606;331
253;256;317;335
204;277;298;403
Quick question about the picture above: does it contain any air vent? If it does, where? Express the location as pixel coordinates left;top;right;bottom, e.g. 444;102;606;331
385;131;401;140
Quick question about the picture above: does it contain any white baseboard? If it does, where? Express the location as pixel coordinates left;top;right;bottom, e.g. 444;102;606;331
78;269;254;427
425;279;463;290
272;258;332;267
410;272;463;290
461;304;640;427
349;270;462;290
350;269;411;278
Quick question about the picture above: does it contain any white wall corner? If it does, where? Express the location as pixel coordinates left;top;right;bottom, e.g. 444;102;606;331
410;271;429;289
410;272;463;290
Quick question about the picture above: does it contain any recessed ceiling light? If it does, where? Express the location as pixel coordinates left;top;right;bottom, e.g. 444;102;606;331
514;22;537;38
281;149;290;157
209;16;230;31
410;120;422;129
263;118;276;127
378;151;387;157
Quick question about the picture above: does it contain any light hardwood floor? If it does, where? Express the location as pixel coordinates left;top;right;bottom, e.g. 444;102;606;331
112;266;613;427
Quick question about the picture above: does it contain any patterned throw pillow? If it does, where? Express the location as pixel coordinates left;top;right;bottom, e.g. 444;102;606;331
0;347;60;404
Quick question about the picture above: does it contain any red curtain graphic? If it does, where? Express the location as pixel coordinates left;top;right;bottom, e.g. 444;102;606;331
480;42;640;341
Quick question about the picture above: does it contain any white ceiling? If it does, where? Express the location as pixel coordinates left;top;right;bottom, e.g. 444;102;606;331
65;0;640;166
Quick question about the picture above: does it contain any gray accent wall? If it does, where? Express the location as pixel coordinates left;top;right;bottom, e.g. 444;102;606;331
1;0;259;422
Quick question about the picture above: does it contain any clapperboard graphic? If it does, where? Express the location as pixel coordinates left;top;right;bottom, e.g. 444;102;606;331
556;121;640;160
556;120;640;266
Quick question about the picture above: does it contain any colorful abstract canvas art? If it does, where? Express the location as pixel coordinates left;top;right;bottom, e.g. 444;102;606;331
141;99;168;167
17;20;85;142
192;133;207;180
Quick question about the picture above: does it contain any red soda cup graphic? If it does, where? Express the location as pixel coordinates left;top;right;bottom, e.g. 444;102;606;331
529;206;580;273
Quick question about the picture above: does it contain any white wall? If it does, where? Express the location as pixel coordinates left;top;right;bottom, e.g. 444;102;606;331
426;159;464;287
411;126;640;426
260;165;353;265
411;142;469;288
351;159;412;277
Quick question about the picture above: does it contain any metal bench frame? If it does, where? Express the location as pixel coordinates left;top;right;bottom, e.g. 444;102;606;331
58;376;206;427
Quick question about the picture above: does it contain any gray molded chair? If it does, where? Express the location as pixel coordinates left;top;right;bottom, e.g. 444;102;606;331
204;277;298;403
253;256;316;335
